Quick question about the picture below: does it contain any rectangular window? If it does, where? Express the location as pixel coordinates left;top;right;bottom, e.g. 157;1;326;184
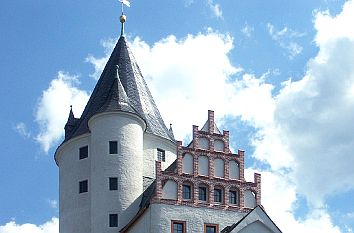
79;180;88;193
204;224;219;233
229;190;237;204
214;188;222;203
171;220;186;233
79;146;88;160
157;148;165;162
182;185;191;200
109;177;118;190
109;141;118;154
109;214;118;227
199;186;207;201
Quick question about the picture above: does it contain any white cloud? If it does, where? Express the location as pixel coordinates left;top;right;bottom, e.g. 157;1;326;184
0;218;58;233
267;23;305;59
34;71;90;153
47;199;58;210
14;122;31;139
207;0;223;19
241;24;254;38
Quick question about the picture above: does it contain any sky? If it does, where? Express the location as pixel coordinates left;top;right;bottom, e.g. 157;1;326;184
0;0;354;232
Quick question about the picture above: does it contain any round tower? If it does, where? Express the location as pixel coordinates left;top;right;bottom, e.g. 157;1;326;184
88;111;145;232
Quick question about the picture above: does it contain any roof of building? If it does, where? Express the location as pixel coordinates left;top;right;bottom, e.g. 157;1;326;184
221;205;282;233
63;35;175;143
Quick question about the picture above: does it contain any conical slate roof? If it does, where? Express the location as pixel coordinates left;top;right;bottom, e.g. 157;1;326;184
64;36;175;142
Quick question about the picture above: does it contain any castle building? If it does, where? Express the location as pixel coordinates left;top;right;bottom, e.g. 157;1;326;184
54;11;282;233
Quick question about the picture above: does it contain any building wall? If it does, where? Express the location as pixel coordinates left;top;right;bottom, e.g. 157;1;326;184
56;134;91;233
127;203;246;233
89;112;145;232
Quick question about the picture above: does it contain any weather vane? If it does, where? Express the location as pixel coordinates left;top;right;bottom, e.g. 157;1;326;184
119;0;130;36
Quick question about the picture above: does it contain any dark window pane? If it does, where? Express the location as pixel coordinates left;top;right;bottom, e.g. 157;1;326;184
182;185;191;199
109;214;118;227
229;190;237;204
157;148;165;162
206;225;217;233
199;187;207;201
109;177;118;190
214;189;222;202
109;141;118;154
79;180;88;193
79;146;88;159
173;222;185;233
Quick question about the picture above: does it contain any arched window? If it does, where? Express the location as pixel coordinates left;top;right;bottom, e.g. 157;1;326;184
214;158;224;178
213;186;223;203
214;139;224;152
198;155;209;176
198;184;208;202
229;187;240;205
229;160;240;180
182;153;193;174
199;137;209;150
244;190;256;208
182;182;193;200
162;180;177;200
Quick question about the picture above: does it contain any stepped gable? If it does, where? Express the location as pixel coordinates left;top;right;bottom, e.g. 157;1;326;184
64;36;175;142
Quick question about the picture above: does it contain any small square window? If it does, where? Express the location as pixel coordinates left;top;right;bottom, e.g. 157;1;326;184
171;220;186;233
182;185;191;200
214;188;222;203
204;224;218;233
109;177;118;191
109;214;118;227
79;180;88;193
199;186;207;201
109;141;118;154
79;146;88;160
157;148;165;162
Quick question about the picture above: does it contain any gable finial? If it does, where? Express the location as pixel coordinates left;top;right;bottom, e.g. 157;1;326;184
119;0;130;36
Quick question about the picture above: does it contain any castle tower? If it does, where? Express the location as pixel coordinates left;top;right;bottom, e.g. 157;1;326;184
54;13;175;233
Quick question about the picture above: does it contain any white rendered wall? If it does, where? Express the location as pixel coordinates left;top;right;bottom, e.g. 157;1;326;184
162;180;178;200
143;133;176;179
89;112;145;232
198;156;209;176
56;135;91;233
182;153;193;174
214;158;225;178
244;190;256;208
127;203;246;233
239;221;273;233
214;139;224;151
229;161;239;179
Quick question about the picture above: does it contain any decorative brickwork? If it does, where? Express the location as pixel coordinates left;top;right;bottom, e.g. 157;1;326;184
153;110;261;212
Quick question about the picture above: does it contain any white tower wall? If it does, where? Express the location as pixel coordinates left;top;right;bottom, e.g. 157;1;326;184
56;135;91;233
88;112;145;232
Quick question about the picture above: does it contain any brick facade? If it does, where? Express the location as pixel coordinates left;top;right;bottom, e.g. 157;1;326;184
152;110;261;212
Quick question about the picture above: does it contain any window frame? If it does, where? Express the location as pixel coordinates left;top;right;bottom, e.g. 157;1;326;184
109;214;118;227
182;184;191;200
229;190;238;205
109;177;118;191
171;220;186;233
204;223;219;233
199;186;207;201
157;148;166;162
109;141;118;154
79;180;88;194
79;145;88;160
213;188;222;203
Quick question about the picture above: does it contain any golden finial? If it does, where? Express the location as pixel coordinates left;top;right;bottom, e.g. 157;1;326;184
119;0;130;36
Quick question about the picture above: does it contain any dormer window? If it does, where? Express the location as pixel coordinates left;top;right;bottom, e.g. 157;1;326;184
157;148;165;162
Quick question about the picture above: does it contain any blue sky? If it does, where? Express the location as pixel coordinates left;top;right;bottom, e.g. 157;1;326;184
1;0;354;232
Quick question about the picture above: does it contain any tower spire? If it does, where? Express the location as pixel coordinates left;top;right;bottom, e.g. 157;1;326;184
119;0;130;36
